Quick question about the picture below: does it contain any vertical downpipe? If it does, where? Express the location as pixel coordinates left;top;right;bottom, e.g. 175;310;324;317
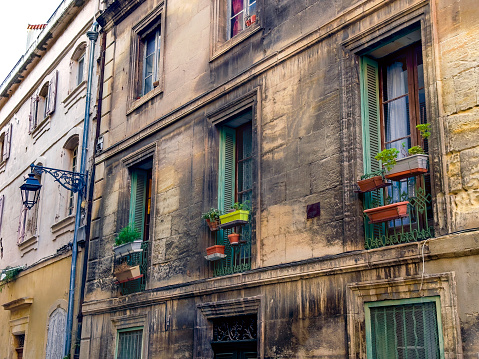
64;21;99;358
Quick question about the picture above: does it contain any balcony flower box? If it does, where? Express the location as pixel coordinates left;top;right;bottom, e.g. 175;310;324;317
113;264;141;282
385;154;428;181
205;245;226;261
219;210;249;229
113;240;143;257
357;176;387;193
364;201;409;224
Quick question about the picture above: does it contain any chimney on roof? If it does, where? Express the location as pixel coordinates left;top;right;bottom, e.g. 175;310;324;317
26;24;48;51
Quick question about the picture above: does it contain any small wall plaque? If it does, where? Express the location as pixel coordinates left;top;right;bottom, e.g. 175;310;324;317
306;202;320;219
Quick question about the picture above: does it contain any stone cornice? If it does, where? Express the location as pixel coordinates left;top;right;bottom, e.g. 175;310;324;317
81;230;479;315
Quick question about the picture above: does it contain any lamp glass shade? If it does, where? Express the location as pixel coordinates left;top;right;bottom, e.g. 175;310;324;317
20;173;42;209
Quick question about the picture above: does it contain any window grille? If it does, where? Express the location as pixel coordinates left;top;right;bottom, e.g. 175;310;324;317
117;328;143;359
368;301;441;359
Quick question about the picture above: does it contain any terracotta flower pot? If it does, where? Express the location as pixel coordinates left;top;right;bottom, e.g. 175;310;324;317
206;218;220;232
113;265;141;282
364;201;409;224
357;176;385;192
205;245;226;261
228;233;240;245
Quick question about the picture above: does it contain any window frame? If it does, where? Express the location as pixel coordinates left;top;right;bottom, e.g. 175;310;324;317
210;0;262;61
378;42;425;154
364;296;445;359
128;2;165;114
115;326;144;359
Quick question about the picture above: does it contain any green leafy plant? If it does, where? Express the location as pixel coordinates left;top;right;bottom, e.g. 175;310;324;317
115;225;141;246
374;148;399;172
231;201;250;211
0;266;23;292
416;123;431;139
408;145;425;155
202;208;220;221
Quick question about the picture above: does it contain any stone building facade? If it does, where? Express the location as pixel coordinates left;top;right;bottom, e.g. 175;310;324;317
81;0;479;358
0;0;100;358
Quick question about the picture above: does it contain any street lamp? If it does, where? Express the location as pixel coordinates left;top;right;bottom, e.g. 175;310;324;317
20;163;87;208
20;172;42;209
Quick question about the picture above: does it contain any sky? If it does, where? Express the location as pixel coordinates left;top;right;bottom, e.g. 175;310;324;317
0;0;62;82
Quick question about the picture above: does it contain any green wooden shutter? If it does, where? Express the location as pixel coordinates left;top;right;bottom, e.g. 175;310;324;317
116;328;143;359
218;127;236;213
129;170;148;240
360;57;381;175
367;301;441;359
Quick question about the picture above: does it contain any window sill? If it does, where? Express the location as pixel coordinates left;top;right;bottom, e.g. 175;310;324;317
51;214;75;241
18;235;38;256
211;24;261;62
127;86;163;115
62;80;87;114
31;115;51;142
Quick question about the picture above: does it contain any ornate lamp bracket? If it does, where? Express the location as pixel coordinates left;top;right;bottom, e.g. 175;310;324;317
30;163;87;195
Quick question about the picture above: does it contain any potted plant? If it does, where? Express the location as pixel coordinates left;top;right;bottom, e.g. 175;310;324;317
364;201;409;223
375;124;430;181
245;14;257;27
202;208;220;231
228;233;240;245
219;202;250;228
0;266;23;292
356;172;387;193
113;262;141;282
113;225;143;257
205;245;226;261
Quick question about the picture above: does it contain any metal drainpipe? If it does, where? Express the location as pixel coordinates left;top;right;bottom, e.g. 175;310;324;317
73;29;106;359
64;21;99;358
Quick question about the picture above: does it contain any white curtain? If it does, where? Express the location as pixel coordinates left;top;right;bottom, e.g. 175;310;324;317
386;62;408;158
386;62;410;223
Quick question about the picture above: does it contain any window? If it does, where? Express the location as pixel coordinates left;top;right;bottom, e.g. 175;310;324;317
128;4;165;108
229;0;257;39
14;334;25;359
215;110;253;276
45;308;66;359
68;146;78;215
360;28;433;249
116;328;143;359
77;54;85;86
28;71;57;133
211;315;257;358
63;135;80;217
141;28;161;96
210;0;260;59
116;161;152;295
37;83;49;120
1;123;12;163
365;298;443;359
129;163;152;241
70;42;86;89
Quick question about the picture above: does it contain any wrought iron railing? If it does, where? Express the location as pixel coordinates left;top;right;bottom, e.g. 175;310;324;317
362;174;434;249
213;222;252;277
115;241;149;295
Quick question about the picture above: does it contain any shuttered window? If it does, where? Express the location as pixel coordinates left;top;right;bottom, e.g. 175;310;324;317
365;298;444;359
116;328;143;359
129;170;148;240
360;57;381;175
216;120;253;276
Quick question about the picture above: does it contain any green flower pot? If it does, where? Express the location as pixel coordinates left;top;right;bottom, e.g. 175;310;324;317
219;210;249;224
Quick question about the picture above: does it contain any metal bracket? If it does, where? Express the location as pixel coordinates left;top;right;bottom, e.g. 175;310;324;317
30;164;87;194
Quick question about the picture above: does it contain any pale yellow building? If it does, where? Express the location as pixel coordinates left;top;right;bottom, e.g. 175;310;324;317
0;0;100;358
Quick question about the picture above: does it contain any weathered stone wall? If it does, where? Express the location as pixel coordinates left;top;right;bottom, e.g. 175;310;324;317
83;0;479;357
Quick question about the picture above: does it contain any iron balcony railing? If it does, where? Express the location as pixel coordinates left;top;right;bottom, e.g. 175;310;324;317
114;241;149;295
362;173;434;249
213;221;252;277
